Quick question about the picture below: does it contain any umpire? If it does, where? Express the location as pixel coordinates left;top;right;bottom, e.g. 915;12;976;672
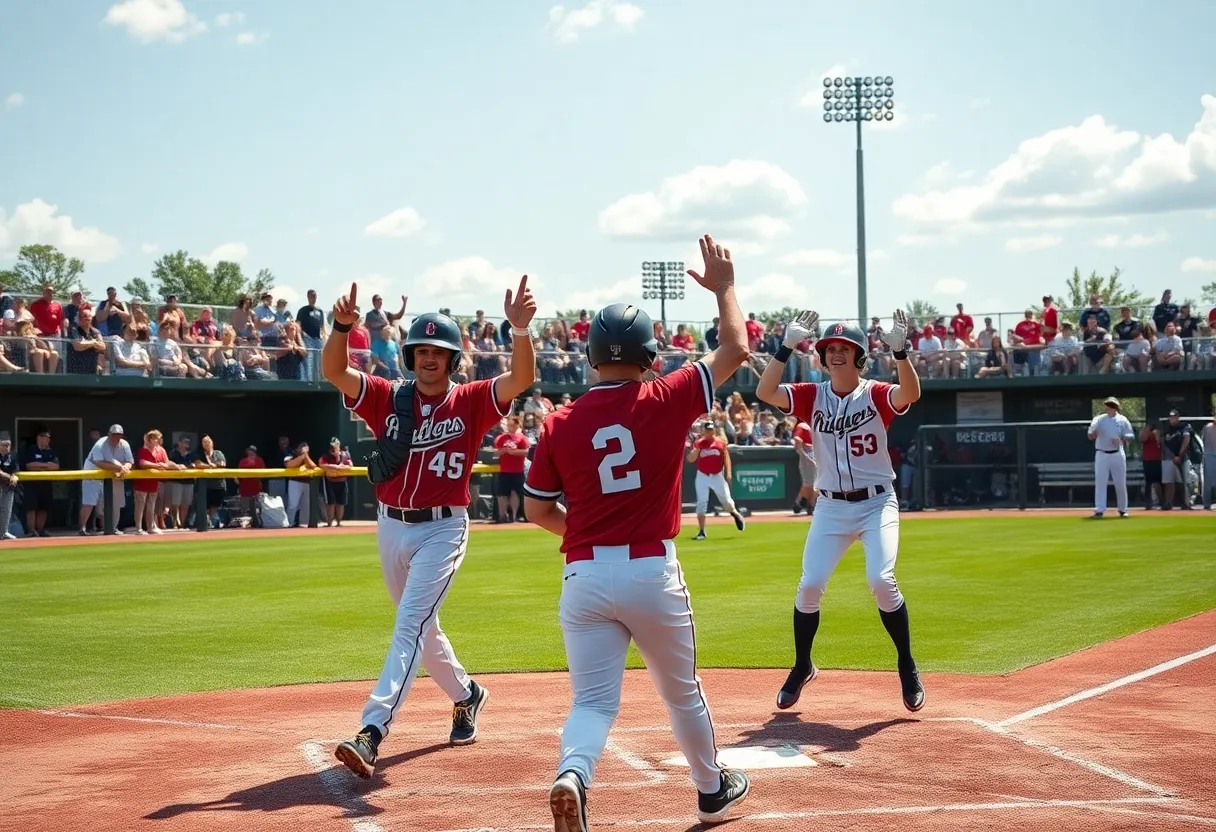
1161;410;1194;510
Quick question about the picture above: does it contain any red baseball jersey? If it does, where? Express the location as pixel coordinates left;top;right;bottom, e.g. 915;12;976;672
493;431;530;474
693;435;727;475
345;373;510;509
792;421;813;458
525;360;715;553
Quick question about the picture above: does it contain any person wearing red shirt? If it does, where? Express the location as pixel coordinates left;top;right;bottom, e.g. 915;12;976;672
570;310;591;343
237;445;266;524
745;312;765;350
687;420;745;539
318;438;353;526
1012;309;1045;375
1041;295;1059;342
346;319;371;371
671;323;696;352
492;415;530;523
949;303;974;343
524;235;751;829
326;276;538;781
134;429;177;534
28;285;64;339
1208;305;1216;327
1139;423;1164;509
791;420;816;515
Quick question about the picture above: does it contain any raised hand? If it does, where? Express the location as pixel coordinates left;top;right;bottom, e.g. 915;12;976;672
504;275;537;329
783;310;818;349
333;283;359;327
686;234;735;293
881;309;909;351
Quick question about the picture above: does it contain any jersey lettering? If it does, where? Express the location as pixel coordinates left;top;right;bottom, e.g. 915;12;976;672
813;404;878;438
594;424;641;494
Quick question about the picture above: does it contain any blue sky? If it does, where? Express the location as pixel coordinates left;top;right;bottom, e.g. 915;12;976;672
2;0;1215;327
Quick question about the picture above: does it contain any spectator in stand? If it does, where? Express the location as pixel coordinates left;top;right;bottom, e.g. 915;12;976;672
297;289;328;382
1161;410;1193;510
0;434;17;539
167;435;198;529
254;292;280;346
134;429;174;535
939;328;964;379
62;290;85;333
113;322;153;376
240;333;275;379
195;435;228;529
0;340;24;373
276;320;309;381
702;316;720;352
67;307;107;375
1122;325;1152;372
213;326;245;380
1152;290;1179;334
520;411;542;458
129;301;156;337
319;438;353;527
523;387;554;418
1081;317;1115;373
745;312;765;352
158;295;187;335
1139;422;1164;509
274;297;293;325
367;324;401;380
975;317;997;349
1209;303;1216;328
364;293;407;336
79;425;134;536
1112;305;1140;343
157;321;209;378
12;319;59;373
473;321;505;380
1012;310;1046;376
1047;322;1081;375
465;308;496;343
3;296;34;333
976;334;1012;378
1177;304;1201;354
238;445;265;526
19;430;59;536
1078;294;1111;331
1188;321;1213;369
0;282;10;318
96;287;128;338
950;303;974;343
671;323;696;353
232;294;256;340
283;440;317;528
916;323;943;378
1040;295;1060;344
29;284;65;342
570;310;591;344
1202;405;1216;511
492;415;529;523
189;307;221;362
1152;322;1184;371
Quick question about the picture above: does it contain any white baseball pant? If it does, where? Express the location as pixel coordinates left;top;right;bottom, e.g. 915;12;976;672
795;487;903;614
694;471;736;515
1093;449;1128;513
557;542;723;794
360;508;474;738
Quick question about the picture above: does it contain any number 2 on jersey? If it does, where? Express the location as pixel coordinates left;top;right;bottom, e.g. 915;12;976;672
849;433;878;457
593;424;641;494
427;451;464;479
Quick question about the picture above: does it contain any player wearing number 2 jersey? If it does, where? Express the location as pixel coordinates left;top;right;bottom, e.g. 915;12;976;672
525;235;752;831
322;277;540;780
756;309;926;715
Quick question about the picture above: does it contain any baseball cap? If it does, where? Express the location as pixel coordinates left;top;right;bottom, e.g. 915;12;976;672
1103;397;1120;409
108;424;124;435
701;420;714;430
1168;409;1181;417
246;444;257;452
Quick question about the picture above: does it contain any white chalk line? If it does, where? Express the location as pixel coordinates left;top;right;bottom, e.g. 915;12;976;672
1083;803;1216;827
998;642;1216;728
606;735;666;784
32;709;290;734
300;740;387;832
435;795;1178;832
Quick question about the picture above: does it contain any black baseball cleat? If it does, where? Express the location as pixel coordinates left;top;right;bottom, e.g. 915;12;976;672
693;530;707;540
335;728;379;779
732;510;746;531
899;664;925;712
450;680;490;745
697;768;750;824
776;664;818;710
549;770;588;832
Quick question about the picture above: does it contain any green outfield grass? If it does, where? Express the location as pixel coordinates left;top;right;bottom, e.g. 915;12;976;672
1;516;1213;709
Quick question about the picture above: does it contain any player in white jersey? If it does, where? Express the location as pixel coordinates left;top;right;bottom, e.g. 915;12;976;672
756;310;926;713
1088;396;1135;518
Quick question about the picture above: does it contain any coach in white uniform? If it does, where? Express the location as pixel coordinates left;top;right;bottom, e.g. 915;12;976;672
1088;396;1134;518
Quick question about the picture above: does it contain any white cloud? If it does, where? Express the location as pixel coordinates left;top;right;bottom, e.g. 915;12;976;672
199;242;248;266
1004;234;1064;253
214;11;244;26
893;95;1216;228
5;92;23;108
1181;256;1216;273
103;0;207;43
777;248;888;269
548;0;643;43
736;273;810;306
933;278;967;296
235;31;269;46
599;160;807;242
269;284;301;306
896;233;957;247
552;277;641;315
920;161;974;189
1094;230;1169;248
0;199;123;262
140;242;159;254
414;257;539;300
364;207;426;238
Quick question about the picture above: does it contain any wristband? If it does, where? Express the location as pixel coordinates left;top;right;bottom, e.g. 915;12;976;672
332;320;352;333
774;345;793;362
892;349;907;361
511;326;533;338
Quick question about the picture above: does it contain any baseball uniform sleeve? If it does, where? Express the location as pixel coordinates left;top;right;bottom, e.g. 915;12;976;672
342;372;392;438
524;422;562;501
1087;415;1101;438
1120;415;1134;439
652;359;715;420
776;382;817;420
870;381;910;427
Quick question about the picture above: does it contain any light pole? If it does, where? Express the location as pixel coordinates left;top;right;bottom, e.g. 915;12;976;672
641;261;685;328
822;74;895;327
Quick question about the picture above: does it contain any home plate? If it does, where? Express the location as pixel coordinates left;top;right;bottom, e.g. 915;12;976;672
661;745;817;769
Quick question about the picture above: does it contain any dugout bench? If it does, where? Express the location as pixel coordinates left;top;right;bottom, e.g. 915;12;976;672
1033;459;1146;506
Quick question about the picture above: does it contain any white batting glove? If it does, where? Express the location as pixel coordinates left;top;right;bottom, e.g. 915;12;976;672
783;310;818;349
881;309;909;352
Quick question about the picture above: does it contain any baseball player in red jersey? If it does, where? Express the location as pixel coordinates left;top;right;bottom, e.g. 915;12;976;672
791;420;816;515
687;420;744;540
756;309;926;713
524;235;752;831
322;278;539;779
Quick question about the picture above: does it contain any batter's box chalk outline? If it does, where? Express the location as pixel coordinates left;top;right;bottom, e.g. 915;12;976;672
300;740;388;832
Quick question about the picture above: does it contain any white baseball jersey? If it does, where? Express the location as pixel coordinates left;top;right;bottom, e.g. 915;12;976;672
779;379;907;492
1088;412;1134;452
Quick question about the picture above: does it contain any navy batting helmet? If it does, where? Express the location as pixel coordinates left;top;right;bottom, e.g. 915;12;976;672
815;321;868;370
404;312;463;373
586;303;658;370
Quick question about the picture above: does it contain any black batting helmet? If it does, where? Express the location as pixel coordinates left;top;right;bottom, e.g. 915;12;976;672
404;312;464;373
815;321;868;370
586;303;658;370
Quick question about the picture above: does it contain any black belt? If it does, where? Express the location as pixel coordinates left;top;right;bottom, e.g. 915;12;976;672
382;505;456;524
819;484;886;502
1098;449;1120;454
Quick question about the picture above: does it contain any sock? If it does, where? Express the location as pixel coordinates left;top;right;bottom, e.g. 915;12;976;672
363;724;383;746
793;608;820;670
796;496;807;510
879;602;914;669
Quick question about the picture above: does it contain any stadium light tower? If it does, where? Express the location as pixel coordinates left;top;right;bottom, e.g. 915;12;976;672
641;260;685;327
822;74;895;326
